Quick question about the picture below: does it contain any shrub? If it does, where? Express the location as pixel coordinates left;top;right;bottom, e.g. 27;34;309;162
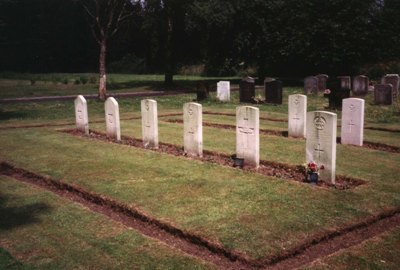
80;76;88;85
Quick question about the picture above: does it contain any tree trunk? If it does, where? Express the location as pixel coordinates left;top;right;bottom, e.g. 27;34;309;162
164;15;174;86
98;39;107;100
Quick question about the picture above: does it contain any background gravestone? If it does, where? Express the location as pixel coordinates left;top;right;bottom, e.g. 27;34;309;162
288;94;307;138
264;79;283;104
236;106;259;168
183;102;203;157
352;75;369;96
217;81;230;102
316;74;329;92
382;74;399;99
326;81;351;110
306;111;337;184
74;95;89;135
239;77;256;102
304;76;318;95
374;84;393;105
141;99;159;149
104;97;121;141
341;98;364;146
337;76;351;90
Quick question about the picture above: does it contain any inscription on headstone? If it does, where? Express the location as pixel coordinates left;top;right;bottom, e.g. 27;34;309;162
104;97;121;141
352;75;369;96
341;98;364;146
304;76;318;95
141;99;159;149
288;94;307;138
236;106;259;168
74;95;89;135
183;102;203;157
374;84;393;105
306;111;337;184
217;81;231;102
264;79;283;104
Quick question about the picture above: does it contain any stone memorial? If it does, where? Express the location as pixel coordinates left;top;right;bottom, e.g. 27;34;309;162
141;99;159;149
239;77;256;102
352;75;369;96
105;97;121;141
341;98;364;146
382;74;399;98
316;74;329;92
264;79;283;104
304;76;318;95
374;84;393;105
74;95;89;135
236;106;259;168
288;94;307;138
306;111;337;184
183;102;203;157
217;81;230;102
337;76;351;90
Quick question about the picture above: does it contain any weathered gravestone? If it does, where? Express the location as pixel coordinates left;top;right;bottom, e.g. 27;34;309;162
352;75;369;96
374;84;393;105
105;97;121;141
183;102;203;157
341;98;364;146
316;74;329;92
264;79;283;104
304;76;318;95
306;111;337;184
74;95;89;135
382;74;399;99
239;77;256;102
141;99;159;149
217;81;230;102
337;76;351;90
236;106;259;168
288;94;307;138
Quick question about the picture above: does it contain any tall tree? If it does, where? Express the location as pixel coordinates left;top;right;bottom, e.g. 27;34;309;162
78;0;136;100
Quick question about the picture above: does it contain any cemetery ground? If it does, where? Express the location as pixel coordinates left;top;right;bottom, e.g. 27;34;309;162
0;75;400;269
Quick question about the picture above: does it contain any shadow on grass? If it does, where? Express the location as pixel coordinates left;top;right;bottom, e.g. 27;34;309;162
0;248;30;270
0;195;52;231
0;111;29;121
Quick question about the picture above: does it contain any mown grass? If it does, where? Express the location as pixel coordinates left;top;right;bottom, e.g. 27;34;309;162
0;176;214;270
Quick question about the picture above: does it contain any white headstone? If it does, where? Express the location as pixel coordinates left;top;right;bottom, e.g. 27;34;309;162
105;97;121;141
236;106;259;168
141;99;158;149
341;98;364;146
74;95;89;135
183;102;203;157
217;81;230;102
288;94;307;138
306;111;337;184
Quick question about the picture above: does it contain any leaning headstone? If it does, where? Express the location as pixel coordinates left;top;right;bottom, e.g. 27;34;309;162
304;76;318;95
374;84;393;105
316;74;329;92
236;106;259;168
352;75;369;96
306;111;337;184
217;81;230;102
341;98;364;146
288;94;307;138
337;76;351;90
183;102;202;157
74;95;89;135
105;97;121;141
141;99;159;149
239;77;256;102
264;79;283;104
382;74;399;98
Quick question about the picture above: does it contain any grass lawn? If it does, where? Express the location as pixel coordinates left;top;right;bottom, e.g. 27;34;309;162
0;75;399;267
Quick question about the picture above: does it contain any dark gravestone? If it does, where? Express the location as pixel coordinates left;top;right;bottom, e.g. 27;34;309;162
304;76;318;95
239;77;256;102
316;74;329;92
382;74;399;99
196;81;210;101
264;79;283;104
337;76;351;90
352;75;369;96
325;81;350;109
374;84;393;105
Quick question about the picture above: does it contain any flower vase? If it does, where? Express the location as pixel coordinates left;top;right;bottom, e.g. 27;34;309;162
309;172;318;184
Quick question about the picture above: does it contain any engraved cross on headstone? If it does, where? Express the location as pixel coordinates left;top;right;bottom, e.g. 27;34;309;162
77;108;83;120
314;143;324;161
347;120;355;133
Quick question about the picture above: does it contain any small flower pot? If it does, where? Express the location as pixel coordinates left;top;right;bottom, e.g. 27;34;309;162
233;157;244;168
309;172;318;185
